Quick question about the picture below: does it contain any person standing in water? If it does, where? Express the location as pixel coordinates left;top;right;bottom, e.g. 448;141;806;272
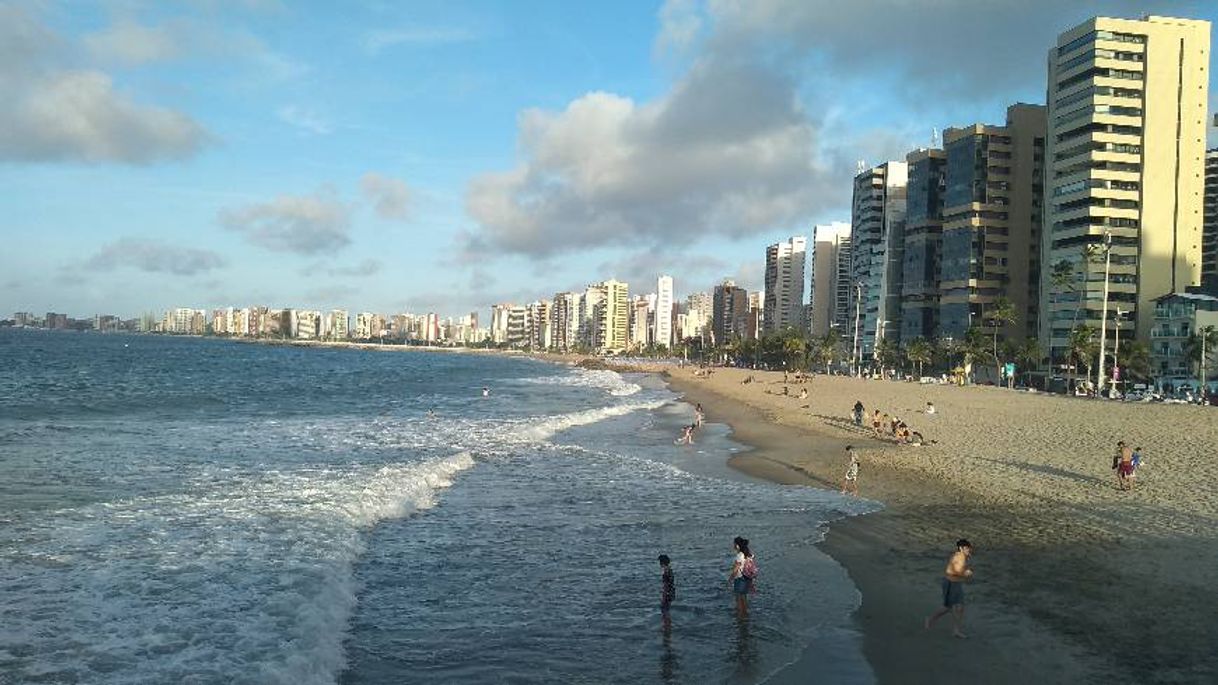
925;539;974;638
728;537;757;617
658;554;676;628
840;446;860;496
694;403;705;427
481;386;490;397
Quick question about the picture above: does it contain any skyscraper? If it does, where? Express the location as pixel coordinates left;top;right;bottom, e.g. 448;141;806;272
654;275;674;349
850;161;908;357
940;104;1046;342
1203;149;1218;293
901;148;946;342
1041;15;1210;363
811;223;851;336
712;279;748;345
763;236;808;334
596;279;629;353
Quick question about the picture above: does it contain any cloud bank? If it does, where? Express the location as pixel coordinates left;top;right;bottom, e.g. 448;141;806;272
220;192;351;255
82;238;227;276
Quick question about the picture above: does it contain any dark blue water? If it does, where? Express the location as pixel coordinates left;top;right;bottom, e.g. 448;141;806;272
0;330;876;684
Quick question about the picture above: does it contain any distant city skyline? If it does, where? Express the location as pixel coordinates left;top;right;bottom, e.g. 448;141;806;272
6;2;1217;320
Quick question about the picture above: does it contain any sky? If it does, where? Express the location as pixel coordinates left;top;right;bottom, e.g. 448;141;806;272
4;0;1218;319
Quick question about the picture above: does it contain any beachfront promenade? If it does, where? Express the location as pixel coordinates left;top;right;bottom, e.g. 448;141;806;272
660;365;1218;685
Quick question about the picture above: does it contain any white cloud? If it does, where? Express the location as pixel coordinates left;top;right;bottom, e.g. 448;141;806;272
0;5;209;164
0;70;209;164
360;172;412;220
465;56;834;258
81;238;227;276
83;20;180;65
364;26;478;53
220;191;351;255
277;105;332;135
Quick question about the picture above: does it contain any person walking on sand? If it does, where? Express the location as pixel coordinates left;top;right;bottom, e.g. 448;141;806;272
925;539;974;638
728;537;757;617
853;400;865;427
1130;446;1144;487
659;554;676;629
841;446;859;496
1116;441;1134;491
694;403;705;427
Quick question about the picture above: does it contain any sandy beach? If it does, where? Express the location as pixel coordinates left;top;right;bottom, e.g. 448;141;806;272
658;365;1218;685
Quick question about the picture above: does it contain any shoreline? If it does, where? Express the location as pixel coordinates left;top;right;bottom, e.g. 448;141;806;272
661;368;1217;685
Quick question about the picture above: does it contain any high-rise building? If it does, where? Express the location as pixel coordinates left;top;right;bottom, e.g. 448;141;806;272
900;149;947;342
1203;149;1218;293
506;306;528;348
579;286;604;349
850;161;908;357
712;279;749;344
550;292;580;351
630;296;651;350
490;304;513;344
1041;15;1210;364
681;292;713;342
328;310;349;340
763;237;808;334
527;301;551;350
940;104;1046;342
811;222;851;336
654;275;674;349
746;291;763;340
596;279;629;353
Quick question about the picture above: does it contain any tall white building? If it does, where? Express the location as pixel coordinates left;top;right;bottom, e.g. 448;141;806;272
327;310;348;340
630;296;652;350
579;286;605;349
654;275;674;349
763;237;808;334
810;223;852;335
490;304;513;345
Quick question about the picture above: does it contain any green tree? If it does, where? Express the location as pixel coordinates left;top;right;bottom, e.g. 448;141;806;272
1116;340;1152;384
1068;324;1099;393
1011;337;1042;387
1183;326;1218;378
810;330;840;374
984;297;1017;382
905;337;933;378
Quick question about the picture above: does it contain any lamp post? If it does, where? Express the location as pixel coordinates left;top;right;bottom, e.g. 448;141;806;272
1095;230;1113;397
1203;325;1213;403
851;281;863;376
1111;307;1124;397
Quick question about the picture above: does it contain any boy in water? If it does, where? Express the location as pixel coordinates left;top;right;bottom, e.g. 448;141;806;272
658;554;676;627
925;539;974;638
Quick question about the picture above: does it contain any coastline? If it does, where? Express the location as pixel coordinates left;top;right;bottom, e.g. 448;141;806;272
662;367;1218;685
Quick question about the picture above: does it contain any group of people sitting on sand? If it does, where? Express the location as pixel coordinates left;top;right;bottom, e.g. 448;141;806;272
852;400;932;445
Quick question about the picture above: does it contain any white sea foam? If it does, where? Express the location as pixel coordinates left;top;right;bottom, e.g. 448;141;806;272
516;369;642;396
0;451;475;685
513;399;669;443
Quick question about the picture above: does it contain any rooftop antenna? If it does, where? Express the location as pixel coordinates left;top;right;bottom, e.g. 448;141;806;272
856;159;867;174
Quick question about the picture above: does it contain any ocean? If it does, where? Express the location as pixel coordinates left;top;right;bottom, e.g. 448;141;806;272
0;330;877;684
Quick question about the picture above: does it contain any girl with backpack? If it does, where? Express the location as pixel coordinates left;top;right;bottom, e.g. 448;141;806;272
729;536;757;616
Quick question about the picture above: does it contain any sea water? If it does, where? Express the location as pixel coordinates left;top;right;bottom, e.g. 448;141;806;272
0;330;877;684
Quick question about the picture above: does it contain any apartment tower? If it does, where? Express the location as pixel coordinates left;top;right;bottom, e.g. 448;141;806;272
1203;148;1218;292
1041;15;1210;362
763;236;808;334
810;222;851;336
901;148;947;341
850;161;908;358
940;104;1047;341
654;275;674;348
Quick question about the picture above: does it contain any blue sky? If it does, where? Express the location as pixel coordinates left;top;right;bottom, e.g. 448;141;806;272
3;0;1217;319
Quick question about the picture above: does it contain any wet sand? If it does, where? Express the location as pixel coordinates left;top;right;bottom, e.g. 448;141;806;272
663;366;1218;685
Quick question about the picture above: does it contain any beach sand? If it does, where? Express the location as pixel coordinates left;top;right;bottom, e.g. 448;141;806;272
659;366;1218;685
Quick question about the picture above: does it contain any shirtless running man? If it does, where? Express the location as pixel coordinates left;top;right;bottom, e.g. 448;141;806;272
925;539;974;638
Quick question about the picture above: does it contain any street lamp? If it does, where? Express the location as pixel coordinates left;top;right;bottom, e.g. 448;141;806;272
1111;307;1125;397
851;281;863;377
1095;230;1113;397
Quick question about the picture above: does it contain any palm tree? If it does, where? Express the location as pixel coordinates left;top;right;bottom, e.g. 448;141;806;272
1068;324;1099;393
782;334;807;371
811;331;840;373
1012;337;1042;387
1183;325;1218;378
1116;340;1152;384
905;337;933;379
984;297;1017;382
